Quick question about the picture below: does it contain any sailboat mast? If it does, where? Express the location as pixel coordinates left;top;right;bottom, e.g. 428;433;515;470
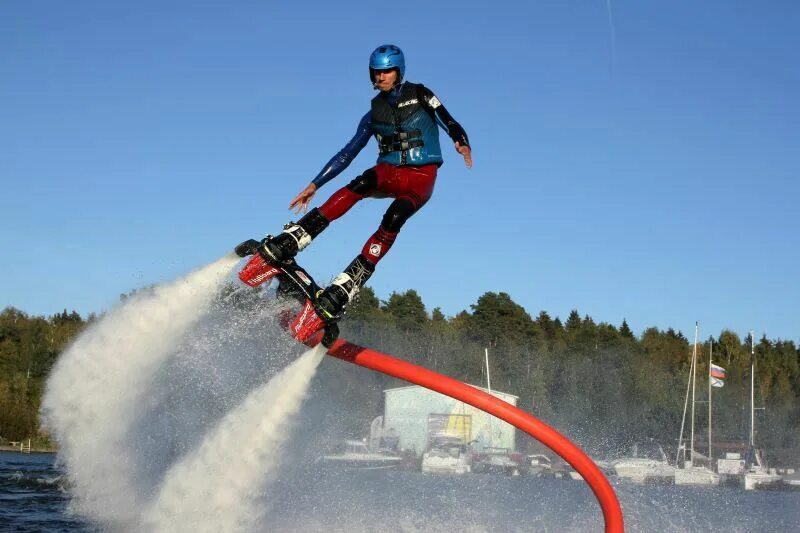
690;323;698;466
676;321;698;465
708;339;713;463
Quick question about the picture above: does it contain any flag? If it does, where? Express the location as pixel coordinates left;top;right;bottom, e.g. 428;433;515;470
710;363;726;388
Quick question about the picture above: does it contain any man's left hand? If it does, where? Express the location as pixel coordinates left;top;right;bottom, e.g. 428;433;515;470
456;141;473;168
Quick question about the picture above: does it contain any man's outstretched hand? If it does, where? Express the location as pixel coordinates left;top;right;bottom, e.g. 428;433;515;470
456;141;473;168
290;182;317;214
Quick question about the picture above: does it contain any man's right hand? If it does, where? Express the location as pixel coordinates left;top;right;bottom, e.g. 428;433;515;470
290;183;317;214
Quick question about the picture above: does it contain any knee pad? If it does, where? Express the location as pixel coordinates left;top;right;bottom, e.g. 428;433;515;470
346;168;378;196
381;198;417;233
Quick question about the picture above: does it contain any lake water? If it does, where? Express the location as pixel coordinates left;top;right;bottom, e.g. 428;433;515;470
0;451;92;532
2;450;798;532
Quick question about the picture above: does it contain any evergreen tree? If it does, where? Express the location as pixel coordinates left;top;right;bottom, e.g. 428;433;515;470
536;311;553;334
620;319;634;339
565;310;581;333
382;289;427;331
467;292;535;348
348;286;382;321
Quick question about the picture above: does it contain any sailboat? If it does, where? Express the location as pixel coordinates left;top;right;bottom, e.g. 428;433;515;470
742;332;783;490
613;441;675;484
674;323;720;486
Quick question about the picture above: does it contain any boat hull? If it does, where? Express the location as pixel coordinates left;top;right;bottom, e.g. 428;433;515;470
674;466;720;486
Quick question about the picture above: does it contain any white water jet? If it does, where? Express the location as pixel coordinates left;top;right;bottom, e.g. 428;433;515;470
145;344;326;533
41;255;239;527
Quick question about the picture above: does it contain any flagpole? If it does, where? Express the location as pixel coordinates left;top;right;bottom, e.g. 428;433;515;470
690;323;698;467
485;347;493;447
708;339;713;465
484;347;492;393
750;331;755;447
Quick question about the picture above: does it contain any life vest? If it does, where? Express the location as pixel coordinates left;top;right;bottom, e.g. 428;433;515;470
370;82;443;166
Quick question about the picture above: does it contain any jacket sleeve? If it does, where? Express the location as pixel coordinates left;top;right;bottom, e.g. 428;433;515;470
418;85;470;148
311;112;372;188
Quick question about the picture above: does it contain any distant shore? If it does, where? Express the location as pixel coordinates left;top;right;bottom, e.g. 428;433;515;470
0;444;57;454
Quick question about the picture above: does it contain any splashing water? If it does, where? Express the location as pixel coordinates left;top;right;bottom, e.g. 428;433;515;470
145;345;326;532
40;254;324;532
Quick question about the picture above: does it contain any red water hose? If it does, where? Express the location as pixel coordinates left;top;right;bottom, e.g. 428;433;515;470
326;339;624;533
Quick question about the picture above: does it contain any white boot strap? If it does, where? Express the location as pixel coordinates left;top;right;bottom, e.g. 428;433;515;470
284;224;312;250
331;272;360;300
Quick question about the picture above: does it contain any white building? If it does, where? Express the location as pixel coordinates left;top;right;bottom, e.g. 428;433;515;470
382;384;519;456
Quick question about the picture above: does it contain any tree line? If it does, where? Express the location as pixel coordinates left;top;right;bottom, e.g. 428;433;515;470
0;308;89;445
339;288;799;462
1;287;798;463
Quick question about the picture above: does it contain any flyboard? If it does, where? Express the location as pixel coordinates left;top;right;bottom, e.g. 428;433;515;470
235;238;340;348
233;239;625;532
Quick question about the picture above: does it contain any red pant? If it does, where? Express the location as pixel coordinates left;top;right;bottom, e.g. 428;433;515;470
319;163;438;264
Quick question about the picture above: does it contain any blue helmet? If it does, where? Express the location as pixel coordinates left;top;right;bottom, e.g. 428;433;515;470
369;44;405;85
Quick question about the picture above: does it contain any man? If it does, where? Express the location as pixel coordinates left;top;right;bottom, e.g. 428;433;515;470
241;44;472;324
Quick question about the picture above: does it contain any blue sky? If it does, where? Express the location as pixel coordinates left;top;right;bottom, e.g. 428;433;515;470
2;1;798;342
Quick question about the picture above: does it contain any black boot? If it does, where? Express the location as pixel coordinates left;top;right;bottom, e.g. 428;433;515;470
316;255;375;320
260;208;329;263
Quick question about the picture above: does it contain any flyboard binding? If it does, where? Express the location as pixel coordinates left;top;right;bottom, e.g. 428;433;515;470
235;238;340;348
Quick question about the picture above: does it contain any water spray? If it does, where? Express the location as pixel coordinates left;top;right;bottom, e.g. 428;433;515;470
41;255;239;526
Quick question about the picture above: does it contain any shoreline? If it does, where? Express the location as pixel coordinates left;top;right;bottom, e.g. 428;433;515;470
0;445;57;454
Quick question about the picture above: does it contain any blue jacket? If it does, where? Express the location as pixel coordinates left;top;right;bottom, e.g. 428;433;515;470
311;82;469;188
